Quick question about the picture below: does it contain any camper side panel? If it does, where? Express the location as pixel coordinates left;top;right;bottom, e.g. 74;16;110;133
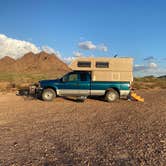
92;71;133;82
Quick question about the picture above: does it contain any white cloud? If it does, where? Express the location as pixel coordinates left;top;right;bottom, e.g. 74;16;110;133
63;56;76;64
133;62;165;76
148;62;157;68
0;34;61;59
0;34;40;59
63;51;96;64
142;68;166;76
97;44;108;52
134;64;145;71
155;68;166;76
73;51;84;57
78;41;96;50
41;46;61;58
78;40;108;52
63;51;84;64
134;62;157;72
41;46;55;54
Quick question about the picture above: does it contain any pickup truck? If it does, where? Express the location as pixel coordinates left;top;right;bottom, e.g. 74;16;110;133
36;71;131;102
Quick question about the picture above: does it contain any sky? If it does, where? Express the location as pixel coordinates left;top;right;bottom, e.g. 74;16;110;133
0;0;166;76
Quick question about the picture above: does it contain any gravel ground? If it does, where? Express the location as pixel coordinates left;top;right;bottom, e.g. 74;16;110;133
0;89;166;166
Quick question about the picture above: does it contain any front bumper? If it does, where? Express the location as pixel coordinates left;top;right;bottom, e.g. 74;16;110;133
29;85;43;96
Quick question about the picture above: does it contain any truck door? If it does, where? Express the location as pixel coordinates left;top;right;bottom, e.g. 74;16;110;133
78;72;91;96
59;72;80;96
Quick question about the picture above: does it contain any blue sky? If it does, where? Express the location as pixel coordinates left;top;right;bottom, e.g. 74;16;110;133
0;0;166;76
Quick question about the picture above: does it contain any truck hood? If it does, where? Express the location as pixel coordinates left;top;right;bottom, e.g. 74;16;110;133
39;79;61;86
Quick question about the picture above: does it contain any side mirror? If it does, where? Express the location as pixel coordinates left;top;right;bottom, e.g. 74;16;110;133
62;77;65;82
61;76;67;82
61;73;70;82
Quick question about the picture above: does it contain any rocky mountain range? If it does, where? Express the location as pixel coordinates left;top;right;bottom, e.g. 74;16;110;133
0;52;70;75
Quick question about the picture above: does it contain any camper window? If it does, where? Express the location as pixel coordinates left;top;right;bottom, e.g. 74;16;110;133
77;61;91;67
96;62;109;68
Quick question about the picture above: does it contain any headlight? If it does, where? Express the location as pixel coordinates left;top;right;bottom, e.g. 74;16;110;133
34;82;40;88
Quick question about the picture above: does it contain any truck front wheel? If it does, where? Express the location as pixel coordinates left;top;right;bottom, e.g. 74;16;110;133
105;89;119;102
42;88;56;101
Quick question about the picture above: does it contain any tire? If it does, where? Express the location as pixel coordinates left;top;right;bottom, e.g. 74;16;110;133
42;88;56;101
105;89;119;102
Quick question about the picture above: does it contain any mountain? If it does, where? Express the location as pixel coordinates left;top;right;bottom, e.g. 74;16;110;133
158;75;166;79
0;56;16;63
0;56;17;72
0;52;70;75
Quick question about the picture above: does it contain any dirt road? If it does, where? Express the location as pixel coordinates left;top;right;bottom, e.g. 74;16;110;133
0;90;166;166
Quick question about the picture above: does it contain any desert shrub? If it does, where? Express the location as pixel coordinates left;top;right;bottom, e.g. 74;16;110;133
133;77;166;89
157;80;166;89
132;82;142;89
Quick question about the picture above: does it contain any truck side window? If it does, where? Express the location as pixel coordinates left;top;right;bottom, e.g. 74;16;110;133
68;73;78;82
80;73;88;81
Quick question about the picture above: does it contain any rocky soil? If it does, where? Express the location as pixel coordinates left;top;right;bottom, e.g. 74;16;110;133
0;89;166;165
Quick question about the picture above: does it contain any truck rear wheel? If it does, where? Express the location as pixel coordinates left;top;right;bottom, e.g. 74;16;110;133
105;89;119;102
42;88;56;101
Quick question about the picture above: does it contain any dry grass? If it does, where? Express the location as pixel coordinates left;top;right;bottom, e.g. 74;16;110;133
0;72;64;92
133;76;166;90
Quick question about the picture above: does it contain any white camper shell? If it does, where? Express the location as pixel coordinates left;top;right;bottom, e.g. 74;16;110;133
69;57;133;82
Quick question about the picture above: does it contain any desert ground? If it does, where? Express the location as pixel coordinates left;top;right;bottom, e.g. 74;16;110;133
0;89;166;166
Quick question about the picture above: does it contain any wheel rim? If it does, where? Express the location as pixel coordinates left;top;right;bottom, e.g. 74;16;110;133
108;92;116;101
44;91;54;100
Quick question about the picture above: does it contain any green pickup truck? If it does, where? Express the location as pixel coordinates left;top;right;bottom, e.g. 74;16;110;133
36;71;131;102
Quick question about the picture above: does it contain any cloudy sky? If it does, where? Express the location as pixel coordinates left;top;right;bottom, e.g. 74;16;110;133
0;0;166;76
